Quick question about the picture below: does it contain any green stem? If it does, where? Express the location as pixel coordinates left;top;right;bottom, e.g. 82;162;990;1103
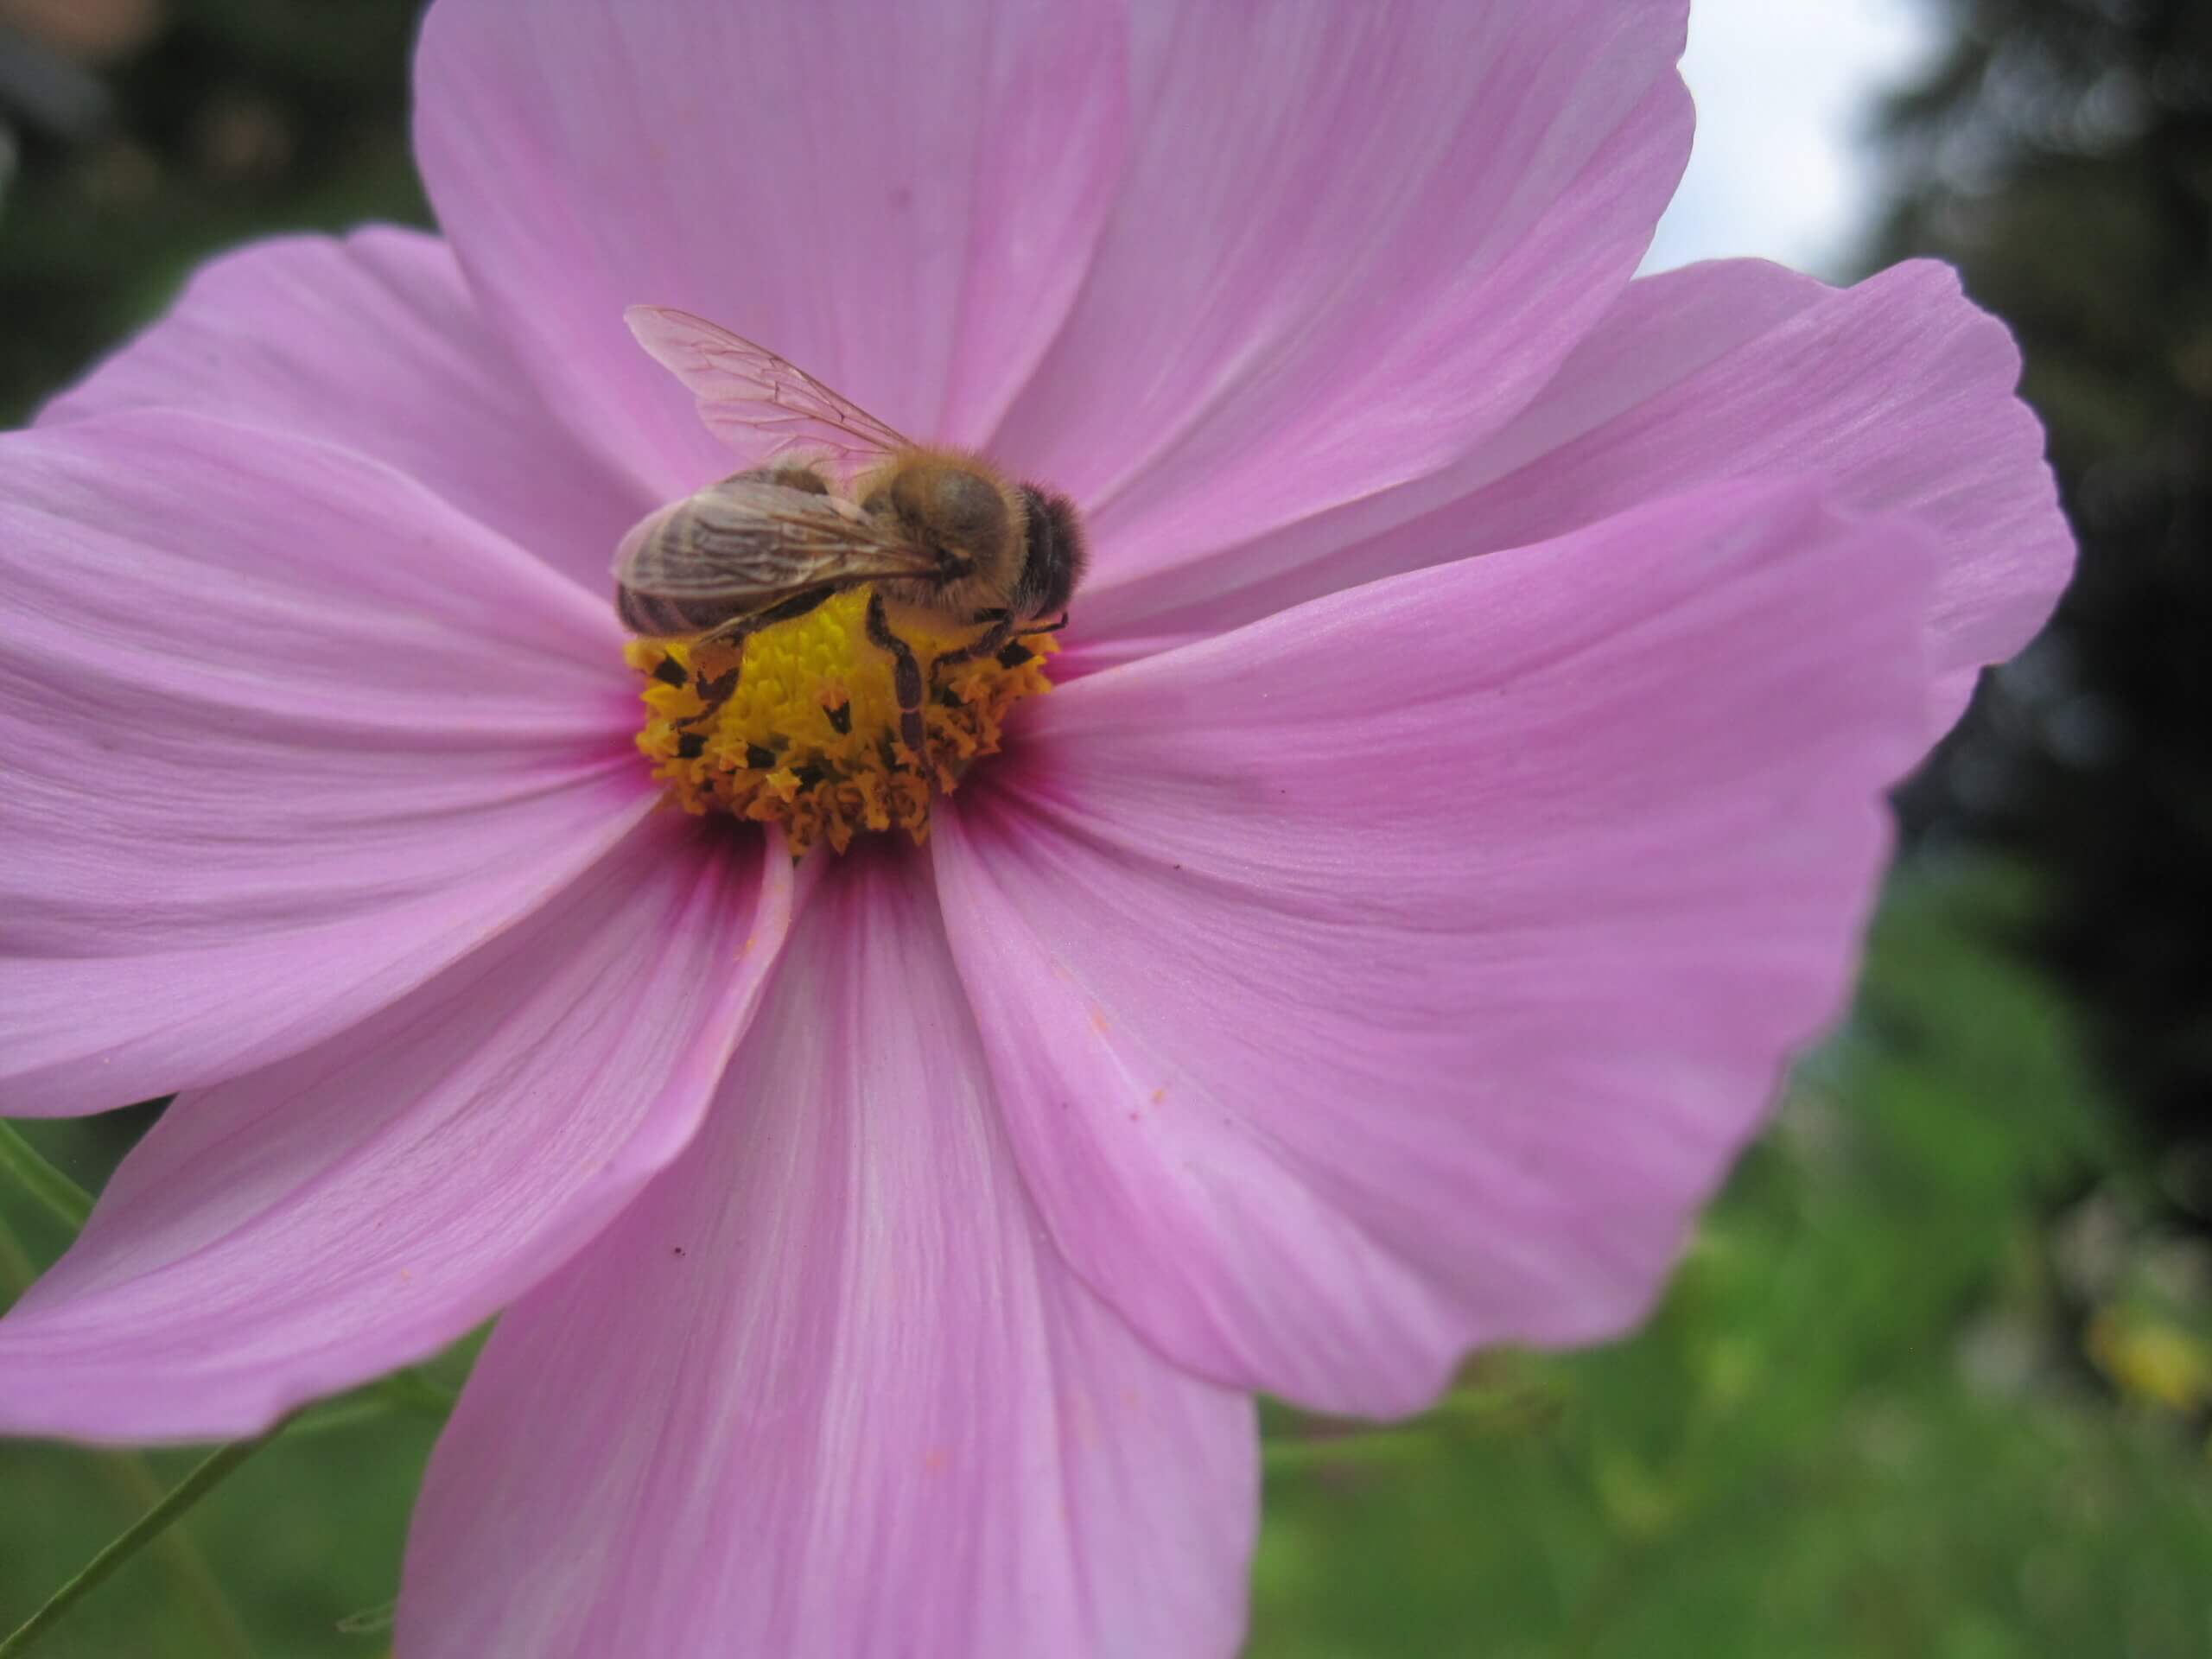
0;1219;260;1657
3;1172;264;1657
1262;1425;1441;1474
0;1122;92;1233
0;1434;274;1659
1262;1383;1565;1476
77;1455;259;1659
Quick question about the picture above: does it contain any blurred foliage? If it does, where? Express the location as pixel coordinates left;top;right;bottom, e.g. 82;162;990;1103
1249;870;2212;1659
0;0;428;425
4;2;2210;1656
1875;0;2212;1232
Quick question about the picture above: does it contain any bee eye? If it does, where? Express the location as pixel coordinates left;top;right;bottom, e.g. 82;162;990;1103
927;471;1006;546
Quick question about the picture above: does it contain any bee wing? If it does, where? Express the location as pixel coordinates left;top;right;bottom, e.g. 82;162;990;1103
613;478;940;609
626;306;914;478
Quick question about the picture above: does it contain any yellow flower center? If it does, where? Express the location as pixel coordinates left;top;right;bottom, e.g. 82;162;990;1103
626;586;1058;856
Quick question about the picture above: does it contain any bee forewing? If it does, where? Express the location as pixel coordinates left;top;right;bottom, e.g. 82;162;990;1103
625;306;915;480
613;478;939;606
610;498;691;591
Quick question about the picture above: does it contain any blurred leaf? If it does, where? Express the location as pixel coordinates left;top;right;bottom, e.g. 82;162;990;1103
0;1123;93;1234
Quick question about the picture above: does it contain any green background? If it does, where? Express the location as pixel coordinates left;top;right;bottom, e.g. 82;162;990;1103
3;1;2209;1654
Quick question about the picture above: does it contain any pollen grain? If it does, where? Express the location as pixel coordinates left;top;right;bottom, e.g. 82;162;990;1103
626;587;1055;856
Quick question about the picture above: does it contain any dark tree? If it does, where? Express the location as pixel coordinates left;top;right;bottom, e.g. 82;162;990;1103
1875;0;2212;1220
0;0;428;424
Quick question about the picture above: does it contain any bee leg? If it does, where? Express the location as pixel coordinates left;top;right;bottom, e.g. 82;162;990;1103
932;609;1072;683
687;586;837;700
929;614;1017;683
863;589;928;762
698;584;837;649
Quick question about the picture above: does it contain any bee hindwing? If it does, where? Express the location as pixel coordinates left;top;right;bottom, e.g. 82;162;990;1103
625;306;915;480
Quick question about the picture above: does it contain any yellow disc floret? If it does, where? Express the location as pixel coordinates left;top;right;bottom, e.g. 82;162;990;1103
626;587;1057;856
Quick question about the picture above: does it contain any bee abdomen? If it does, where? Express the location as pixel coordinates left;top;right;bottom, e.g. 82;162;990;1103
616;585;735;639
615;496;739;639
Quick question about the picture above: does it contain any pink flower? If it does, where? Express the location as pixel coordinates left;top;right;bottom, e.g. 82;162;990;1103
0;2;2069;1654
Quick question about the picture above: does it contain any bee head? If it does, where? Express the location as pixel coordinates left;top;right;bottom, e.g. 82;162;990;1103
1012;486;1087;623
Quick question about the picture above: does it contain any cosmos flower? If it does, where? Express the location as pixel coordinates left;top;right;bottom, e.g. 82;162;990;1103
0;1;2070;1654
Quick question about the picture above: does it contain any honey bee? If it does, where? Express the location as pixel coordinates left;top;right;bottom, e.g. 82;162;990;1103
613;307;1086;758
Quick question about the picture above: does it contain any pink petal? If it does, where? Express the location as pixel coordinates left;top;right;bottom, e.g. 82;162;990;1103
0;414;645;1115
399;852;1256;1659
0;818;791;1442
41;226;649;597
933;480;1934;1417
412;0;1128;501
1087;259;2071;729
995;0;1693;598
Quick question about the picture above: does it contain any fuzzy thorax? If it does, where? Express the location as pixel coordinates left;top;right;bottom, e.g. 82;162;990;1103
626;587;1056;856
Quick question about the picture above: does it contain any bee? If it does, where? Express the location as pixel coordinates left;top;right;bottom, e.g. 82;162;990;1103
613;307;1086;759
